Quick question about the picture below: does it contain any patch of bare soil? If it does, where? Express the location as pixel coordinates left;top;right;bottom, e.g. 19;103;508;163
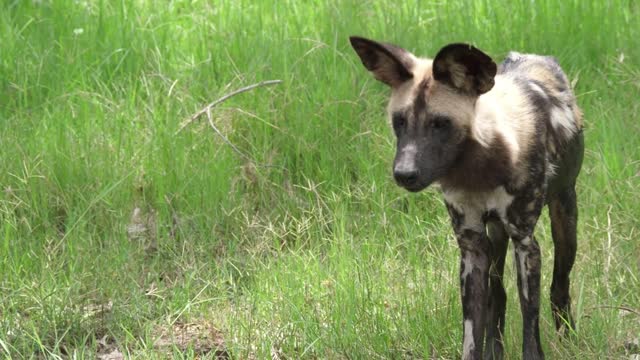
97;348;125;360
96;335;124;360
152;321;229;358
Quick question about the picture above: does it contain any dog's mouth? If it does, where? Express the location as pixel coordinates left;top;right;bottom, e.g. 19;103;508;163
401;184;427;193
396;180;430;193
394;171;438;193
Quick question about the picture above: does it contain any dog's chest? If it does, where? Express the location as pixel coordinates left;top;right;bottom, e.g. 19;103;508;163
442;186;514;232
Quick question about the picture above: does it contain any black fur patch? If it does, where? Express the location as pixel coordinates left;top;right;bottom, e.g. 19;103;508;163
547;131;584;199
440;134;513;192
445;201;465;231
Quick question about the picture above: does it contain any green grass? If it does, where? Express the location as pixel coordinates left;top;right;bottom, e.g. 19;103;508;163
1;0;639;358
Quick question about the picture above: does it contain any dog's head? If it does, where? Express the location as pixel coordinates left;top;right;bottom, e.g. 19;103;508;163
350;36;497;192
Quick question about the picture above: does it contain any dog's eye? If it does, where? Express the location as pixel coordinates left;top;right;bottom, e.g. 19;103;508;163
392;113;406;132
431;116;451;130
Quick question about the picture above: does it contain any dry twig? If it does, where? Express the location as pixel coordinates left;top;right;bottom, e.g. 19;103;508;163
176;80;282;134
585;305;640;317
177;80;285;170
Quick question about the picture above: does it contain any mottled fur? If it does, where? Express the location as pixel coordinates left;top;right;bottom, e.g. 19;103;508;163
350;36;584;360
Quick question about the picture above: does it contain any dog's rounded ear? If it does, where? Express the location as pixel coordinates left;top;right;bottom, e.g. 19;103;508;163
433;43;497;95
349;36;414;88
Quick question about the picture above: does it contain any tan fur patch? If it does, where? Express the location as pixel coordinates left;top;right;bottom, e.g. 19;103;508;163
475;75;537;162
426;82;475;130
443;59;470;91
573;105;584;128
387;57;433;114
387;57;477;136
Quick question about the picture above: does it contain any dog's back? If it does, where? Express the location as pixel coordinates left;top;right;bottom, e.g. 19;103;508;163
499;52;583;151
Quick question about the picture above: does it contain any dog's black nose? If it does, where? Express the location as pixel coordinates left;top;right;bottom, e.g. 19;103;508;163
394;169;419;187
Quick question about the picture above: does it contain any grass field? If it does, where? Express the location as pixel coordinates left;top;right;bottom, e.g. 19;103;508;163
1;0;639;358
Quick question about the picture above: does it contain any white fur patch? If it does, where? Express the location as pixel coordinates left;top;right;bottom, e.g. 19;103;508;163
515;244;530;301
402;143;417;153
443;186;514;232
550;105;578;139
394;143;418;173
460;253;474;296
506;51;524;60
519;236;532;246
546;162;558;178
472;76;532;165
463;319;475;359
471;99;500;148
529;81;548;99
486;187;515;219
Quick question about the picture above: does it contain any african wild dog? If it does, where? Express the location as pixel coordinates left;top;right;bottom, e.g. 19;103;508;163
350;36;583;360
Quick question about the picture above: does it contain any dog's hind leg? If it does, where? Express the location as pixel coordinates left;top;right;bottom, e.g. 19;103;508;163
549;185;578;333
